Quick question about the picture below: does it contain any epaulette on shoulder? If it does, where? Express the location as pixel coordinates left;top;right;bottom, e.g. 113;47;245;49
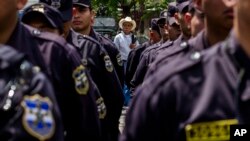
79;34;101;46
25;25;67;47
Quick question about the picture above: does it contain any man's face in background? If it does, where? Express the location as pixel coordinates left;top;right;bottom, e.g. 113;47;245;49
72;5;94;33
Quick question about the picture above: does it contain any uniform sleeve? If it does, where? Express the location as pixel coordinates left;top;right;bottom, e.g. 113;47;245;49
106;43;124;86
28;72;64;141
120;73;178;141
50;44;101;141
130;53;149;94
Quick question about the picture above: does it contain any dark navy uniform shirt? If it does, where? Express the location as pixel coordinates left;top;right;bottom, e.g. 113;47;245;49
7;22;100;141
145;31;209;79
0;46;63;141
120;31;250;141
89;29;125;87
125;41;152;89
129;41;163;92
130;35;186;92
67;29;124;141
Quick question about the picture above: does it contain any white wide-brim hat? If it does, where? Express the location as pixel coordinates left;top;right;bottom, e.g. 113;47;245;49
119;16;136;31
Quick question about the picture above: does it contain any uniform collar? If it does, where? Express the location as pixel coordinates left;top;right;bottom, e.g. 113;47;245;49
68;29;84;48
188;30;210;51
89;28;99;41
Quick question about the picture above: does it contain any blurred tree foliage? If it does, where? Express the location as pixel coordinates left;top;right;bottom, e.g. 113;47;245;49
92;0;174;32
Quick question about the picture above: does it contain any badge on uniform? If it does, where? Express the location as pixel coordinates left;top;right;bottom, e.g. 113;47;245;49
73;65;89;95
104;55;114;72
51;0;61;9
21;94;55;140
31;4;45;13
96;97;106;119
116;53;123;66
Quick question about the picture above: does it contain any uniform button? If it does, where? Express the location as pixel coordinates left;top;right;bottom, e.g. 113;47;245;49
32;29;41;36
190;51;201;60
180;42;188;48
33;66;41;73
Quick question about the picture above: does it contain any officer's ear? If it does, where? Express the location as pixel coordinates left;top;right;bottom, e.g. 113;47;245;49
174;12;181;25
184;12;192;24
184;12;192;30
16;0;27;10
90;10;95;26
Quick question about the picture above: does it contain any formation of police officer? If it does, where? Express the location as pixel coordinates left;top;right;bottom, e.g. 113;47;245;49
120;0;250;141
21;0;124;141
2;0;250;141
1;0;101;140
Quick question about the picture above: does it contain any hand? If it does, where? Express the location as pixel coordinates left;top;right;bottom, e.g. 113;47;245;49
129;44;136;49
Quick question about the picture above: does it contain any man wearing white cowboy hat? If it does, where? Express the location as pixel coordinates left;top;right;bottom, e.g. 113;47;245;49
114;16;139;67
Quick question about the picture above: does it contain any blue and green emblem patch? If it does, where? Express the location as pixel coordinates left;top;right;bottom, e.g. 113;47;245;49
21;94;55;140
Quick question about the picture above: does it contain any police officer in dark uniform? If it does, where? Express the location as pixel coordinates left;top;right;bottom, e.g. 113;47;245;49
2;0;100;140
145;0;231;79
72;0;124;87
119;0;247;141
21;3;102;140
0;45;63;140
38;0;123;141
70;1;124;141
125;18;161;91
129;1;182;93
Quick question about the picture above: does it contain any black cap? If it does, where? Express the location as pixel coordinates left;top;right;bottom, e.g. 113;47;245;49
158;10;168;25
167;2;178;17
22;3;64;33
73;0;91;7
39;0;73;22
176;0;190;13
150;18;161;35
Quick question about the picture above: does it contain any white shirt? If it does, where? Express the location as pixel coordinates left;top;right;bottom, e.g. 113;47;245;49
114;31;139;61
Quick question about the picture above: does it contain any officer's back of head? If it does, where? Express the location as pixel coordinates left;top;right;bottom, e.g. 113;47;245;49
22;3;64;35
149;18;161;44
39;0;73;37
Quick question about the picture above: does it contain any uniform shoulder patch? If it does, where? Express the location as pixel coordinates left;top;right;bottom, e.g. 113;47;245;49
79;34;101;45
21;94;55;140
72;65;89;95
104;55;114;72
96;97;106;119
116;53;123;66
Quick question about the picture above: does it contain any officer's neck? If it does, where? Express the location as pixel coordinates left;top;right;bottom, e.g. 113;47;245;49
79;26;91;36
205;22;231;46
0;17;18;44
234;18;250;57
